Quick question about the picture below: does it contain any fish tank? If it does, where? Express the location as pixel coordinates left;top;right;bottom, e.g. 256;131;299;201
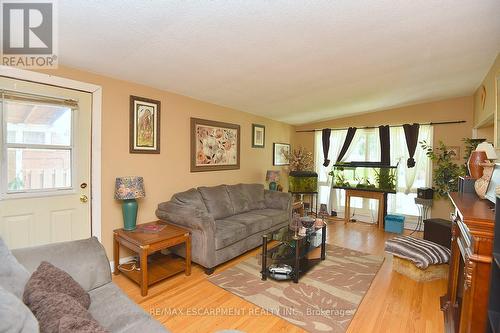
329;162;398;193
288;171;318;193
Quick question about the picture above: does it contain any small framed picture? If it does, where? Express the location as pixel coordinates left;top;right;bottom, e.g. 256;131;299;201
130;95;161;154
252;124;265;148
273;143;290;166
448;146;460;160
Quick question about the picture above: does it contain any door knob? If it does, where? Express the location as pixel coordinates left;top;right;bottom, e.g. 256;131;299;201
80;194;88;203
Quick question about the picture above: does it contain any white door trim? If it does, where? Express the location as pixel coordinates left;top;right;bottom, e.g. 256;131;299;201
0;66;103;241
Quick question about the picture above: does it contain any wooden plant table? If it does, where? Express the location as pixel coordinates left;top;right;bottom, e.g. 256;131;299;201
344;188;386;229
113;220;191;296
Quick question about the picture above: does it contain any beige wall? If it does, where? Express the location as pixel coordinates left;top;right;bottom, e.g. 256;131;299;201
294;96;474;219
36;66;294;258
473;53;500;127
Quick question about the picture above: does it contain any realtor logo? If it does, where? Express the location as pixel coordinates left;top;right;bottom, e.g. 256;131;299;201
1;0;58;68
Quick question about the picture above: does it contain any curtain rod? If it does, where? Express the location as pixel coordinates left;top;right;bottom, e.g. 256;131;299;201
295;120;466;133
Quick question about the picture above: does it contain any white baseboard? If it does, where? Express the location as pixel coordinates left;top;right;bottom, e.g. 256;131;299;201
109;256;136;273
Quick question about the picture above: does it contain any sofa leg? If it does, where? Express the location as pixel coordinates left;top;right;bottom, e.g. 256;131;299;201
204;267;215;275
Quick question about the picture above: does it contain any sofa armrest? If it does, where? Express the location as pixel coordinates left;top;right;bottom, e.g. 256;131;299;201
11;237;111;292
156;202;217;269
156;202;215;234
264;190;292;211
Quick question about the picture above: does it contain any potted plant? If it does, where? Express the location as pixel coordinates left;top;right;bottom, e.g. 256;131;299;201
285;147;317;192
374;167;397;192
420;140;465;197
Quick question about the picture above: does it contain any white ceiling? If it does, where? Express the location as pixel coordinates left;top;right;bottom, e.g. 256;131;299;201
59;0;500;125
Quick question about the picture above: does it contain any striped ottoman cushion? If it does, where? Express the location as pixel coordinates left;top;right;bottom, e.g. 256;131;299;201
385;236;451;269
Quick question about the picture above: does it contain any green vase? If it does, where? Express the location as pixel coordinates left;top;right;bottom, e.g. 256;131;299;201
269;181;277;191
122;199;138;231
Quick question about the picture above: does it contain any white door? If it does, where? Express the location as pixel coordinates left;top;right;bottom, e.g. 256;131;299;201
0;77;92;249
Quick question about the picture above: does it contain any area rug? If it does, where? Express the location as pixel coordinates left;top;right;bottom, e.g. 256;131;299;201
208;244;384;333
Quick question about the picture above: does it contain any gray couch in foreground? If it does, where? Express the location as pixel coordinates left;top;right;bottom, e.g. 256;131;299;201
1;237;168;333
156;183;292;274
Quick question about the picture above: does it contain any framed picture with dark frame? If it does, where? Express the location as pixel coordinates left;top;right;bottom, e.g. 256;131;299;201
129;95;161;154
252;124;265;148
191;118;240;172
273;143;290;166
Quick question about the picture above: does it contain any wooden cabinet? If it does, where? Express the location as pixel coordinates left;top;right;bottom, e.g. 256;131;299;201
441;192;495;333
487;196;500;333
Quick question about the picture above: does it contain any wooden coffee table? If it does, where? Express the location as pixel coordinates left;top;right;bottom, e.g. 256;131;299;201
113;220;191;296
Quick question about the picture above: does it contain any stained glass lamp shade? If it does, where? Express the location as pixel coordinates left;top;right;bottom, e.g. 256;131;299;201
114;176;145;230
266;170;280;191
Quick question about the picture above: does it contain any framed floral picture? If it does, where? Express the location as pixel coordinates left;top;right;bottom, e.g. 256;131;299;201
191;118;240;172
273;143;290;166
129;95;160;154
252;124;265;148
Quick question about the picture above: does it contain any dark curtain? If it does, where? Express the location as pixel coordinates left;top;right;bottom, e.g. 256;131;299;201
322;128;332;167
403;123;420;168
378;125;390;165
336;127;357;163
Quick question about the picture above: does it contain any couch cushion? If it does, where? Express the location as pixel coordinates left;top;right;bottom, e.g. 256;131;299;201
214;220;247;250
220;213;272;235
0;237;30;299
226;184;252;214
169;188;208;213
89;283;168;333
0;286;39;333
198;185;234;219
250;209;289;225
241;184;266;210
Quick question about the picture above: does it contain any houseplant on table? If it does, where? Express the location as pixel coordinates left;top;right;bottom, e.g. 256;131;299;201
420;140;465;198
285;147;317;192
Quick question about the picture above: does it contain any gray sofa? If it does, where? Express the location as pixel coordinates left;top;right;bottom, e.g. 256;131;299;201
156;183;292;273
1;237;168;333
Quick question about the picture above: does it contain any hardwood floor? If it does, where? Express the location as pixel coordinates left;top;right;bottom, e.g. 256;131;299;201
113;221;447;333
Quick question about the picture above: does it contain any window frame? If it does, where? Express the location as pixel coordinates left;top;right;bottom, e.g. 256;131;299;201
314;126;433;220
0;100;77;199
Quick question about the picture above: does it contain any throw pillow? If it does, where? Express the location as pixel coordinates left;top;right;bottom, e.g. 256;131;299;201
23;261;91;309
59;315;108;333
0;286;39;333
0;237;30;298
26;290;107;333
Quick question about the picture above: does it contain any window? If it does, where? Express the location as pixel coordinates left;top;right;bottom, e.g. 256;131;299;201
315;125;433;220
2;97;74;194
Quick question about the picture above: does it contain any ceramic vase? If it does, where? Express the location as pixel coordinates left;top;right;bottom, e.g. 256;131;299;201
474;162;495;199
468;151;487;179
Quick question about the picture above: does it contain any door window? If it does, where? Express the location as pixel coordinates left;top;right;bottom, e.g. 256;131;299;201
2;96;75;194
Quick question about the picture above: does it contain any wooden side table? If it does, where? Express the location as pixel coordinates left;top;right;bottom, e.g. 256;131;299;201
344;188;386;229
113;220;191;296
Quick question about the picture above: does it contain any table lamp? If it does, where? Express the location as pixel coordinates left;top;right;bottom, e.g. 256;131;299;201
266;170;280;191
476;142;497;161
114;176;145;231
